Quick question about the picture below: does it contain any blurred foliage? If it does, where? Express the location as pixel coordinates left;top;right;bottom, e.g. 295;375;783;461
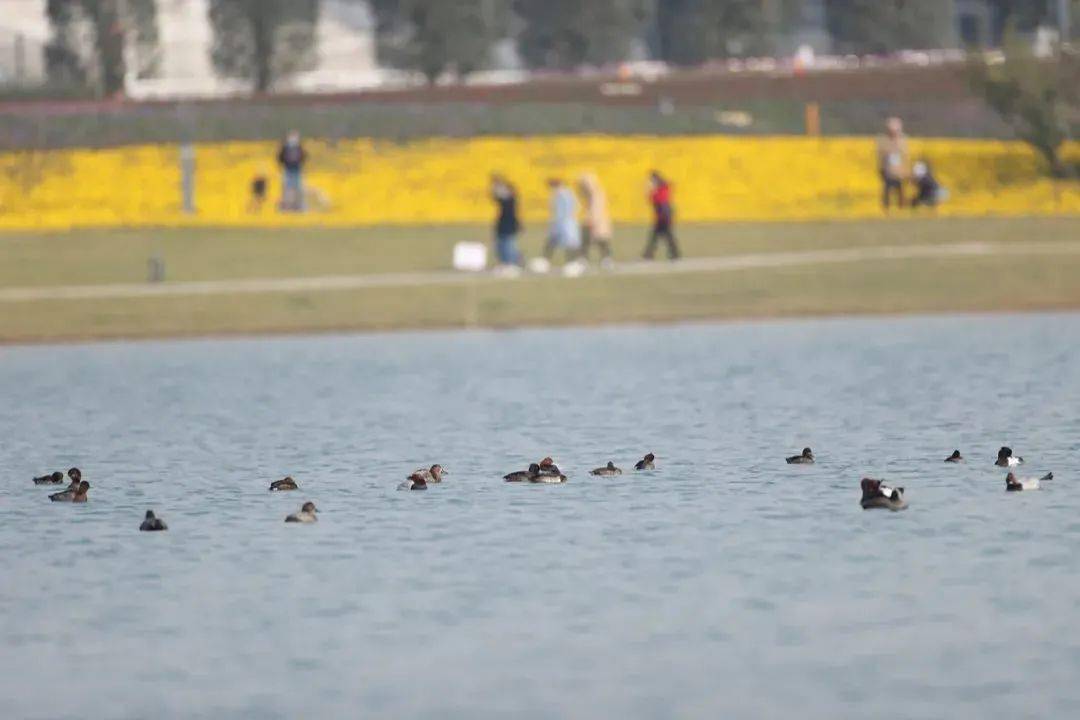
654;0;804;64
968;34;1079;176
513;0;652;69
44;0;145;96
824;0;958;53
369;0;505;81
208;0;319;92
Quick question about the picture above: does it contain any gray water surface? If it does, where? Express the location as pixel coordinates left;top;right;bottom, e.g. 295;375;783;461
2;315;1079;719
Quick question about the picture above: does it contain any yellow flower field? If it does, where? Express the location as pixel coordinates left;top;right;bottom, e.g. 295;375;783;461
0;135;1076;231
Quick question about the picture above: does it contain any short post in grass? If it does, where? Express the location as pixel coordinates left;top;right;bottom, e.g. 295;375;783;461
804;103;820;137
180;143;196;214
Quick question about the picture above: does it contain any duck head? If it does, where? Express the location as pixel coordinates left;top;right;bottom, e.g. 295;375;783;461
50;471;64;483
1005;472;1021;490
801;447;813;459
948;450;961;460
607;461;617;470
527;463;541;475
644;453;656;463
144;510;156;520
860;478;881;500
539;457;555;469
301;501;317;514
429;464;446;481
68;467;82;482
997;446;1012;460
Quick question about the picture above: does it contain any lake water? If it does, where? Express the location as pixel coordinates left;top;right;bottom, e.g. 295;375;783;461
2;314;1079;719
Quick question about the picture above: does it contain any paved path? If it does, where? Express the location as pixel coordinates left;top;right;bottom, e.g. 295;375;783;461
2;241;1078;303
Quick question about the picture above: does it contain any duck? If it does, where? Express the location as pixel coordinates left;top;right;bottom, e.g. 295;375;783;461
529;467;567;484
398;473;428;491
1005;471;1053;492
269;476;298;491
590;461;623;477
33;471;65;485
50;481;89;503
285;501;318;523
413;464;447;483
139;510;168;531
537;457;564;477
504;463;542;482
859;478;907;511
785;447;814;464
50;474;82;494
944;450;963;463
995;447;1024;467
634;453;656;471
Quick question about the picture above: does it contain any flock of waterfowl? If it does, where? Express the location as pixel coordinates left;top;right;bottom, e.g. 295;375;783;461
30;446;1055;528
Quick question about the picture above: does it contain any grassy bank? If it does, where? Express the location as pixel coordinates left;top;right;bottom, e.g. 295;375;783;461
1;217;1078;343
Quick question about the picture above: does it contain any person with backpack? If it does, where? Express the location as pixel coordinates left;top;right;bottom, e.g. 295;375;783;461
643;170;680;260
277;130;307;212
490;174;523;267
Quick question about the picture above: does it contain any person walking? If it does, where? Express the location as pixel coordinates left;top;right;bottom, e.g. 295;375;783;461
490;175;523;267
544;178;581;264
578;173;614;268
876;117;910;210
277;130;307;212
643;170;679;260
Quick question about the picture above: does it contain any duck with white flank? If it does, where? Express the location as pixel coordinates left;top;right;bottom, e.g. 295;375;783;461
269;476;298;491
139;510;168;531
33;471;65;485
634;453;656;471
398;473;428;491
536;458;564;477
1005;471;1053;492
995;447;1024;467
529;466;567;483
413;464;447;483
285;502;318;523
859;478;907;511
50;481;89;503
504;463;542;482
786;448;814;464
590;461;623;477
944;450;963;463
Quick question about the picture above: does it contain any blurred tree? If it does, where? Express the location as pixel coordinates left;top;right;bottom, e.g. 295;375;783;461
45;0;151;95
208;0;320;93
44;0;88;86
654;0;802;65
126;0;161;80
989;0;1052;38
968;32;1078;176
825;0;957;54
369;0;504;82
514;0;650;69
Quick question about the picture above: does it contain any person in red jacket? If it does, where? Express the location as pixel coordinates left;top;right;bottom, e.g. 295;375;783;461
643;170;680;260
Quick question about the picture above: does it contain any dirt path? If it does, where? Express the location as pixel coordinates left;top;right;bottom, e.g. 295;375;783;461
2;240;1078;303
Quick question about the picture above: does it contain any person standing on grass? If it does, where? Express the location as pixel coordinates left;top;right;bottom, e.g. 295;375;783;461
277;130;307;212
491;174;523;266
578;173;614;268
544;177;581;263
643;170;680;260
876;117;910;210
